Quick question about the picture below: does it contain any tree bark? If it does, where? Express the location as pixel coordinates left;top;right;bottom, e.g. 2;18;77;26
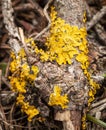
2;0;89;130
54;0;85;27
35;0;88;130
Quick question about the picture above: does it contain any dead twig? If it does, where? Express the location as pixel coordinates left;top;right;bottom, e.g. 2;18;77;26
1;91;17;105
28;122;31;130
87;6;106;31
94;24;106;45
1;76;11;89
17;19;34;33
28;0;45;18
0;104;9;130
0;118;14;129
91;98;106;108
9;103;15;130
90;103;106;115
0;45;11;49
18;28;37;64
32;0;53;40
5;57;11;78
12;0;21;7
85;1;106;45
14;3;34;11
2;0;37;65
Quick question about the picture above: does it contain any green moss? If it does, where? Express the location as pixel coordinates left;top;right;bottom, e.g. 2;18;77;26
0;62;7;76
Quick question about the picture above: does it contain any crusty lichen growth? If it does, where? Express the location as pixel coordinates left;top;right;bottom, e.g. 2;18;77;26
9;49;39;121
9;6;100;125
48;86;69;109
34;7;99;107
17;94;39;121
35;7;88;65
82;114;87;130
25;7;100;108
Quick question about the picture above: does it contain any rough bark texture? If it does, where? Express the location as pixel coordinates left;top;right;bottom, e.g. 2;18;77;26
34;0;89;130
54;0;86;27
2;0;21;54
2;0;89;130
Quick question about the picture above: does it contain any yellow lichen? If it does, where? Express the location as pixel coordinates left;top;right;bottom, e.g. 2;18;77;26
33;7;100;108
17;94;39;121
48;86;69;109
82;114;87;130
25;7;100;109
34;7;88;65
9;6;100;124
83;11;87;23
9;49;39;121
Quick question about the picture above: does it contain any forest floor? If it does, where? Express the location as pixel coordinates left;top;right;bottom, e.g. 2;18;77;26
0;0;106;130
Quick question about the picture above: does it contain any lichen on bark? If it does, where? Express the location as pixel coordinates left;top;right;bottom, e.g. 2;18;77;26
2;0;100;129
